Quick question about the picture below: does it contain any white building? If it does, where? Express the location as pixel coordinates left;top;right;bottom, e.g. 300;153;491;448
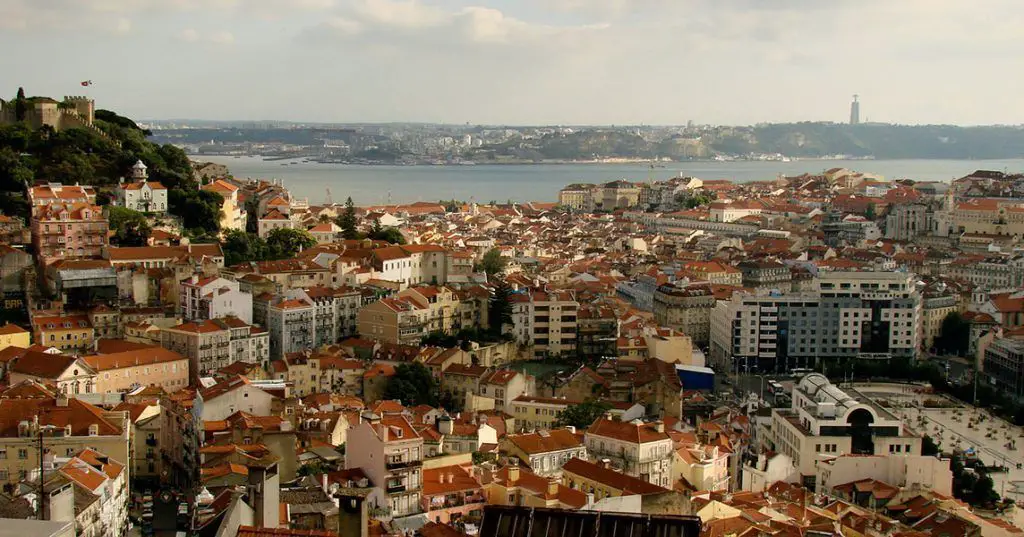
264;297;315;359
767;374;922;487
584;417;674;488
115;160;168;214
345;414;424;520
199;375;278;421
510;289;579;359
816;454;953;497
180;275;253;324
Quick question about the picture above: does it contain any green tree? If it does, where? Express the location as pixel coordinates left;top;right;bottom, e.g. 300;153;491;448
488;278;513;337
106;206;152;247
922;435;940;457
554;401;612;429
170;189;223;236
222;230;268;266
336;197;359;240
936;312;970;356
969;473;1000;507
865;203;877;220
266;228;316;260
14;88;26;122
478;248;507;277
368;226;405;245
383;363;438;407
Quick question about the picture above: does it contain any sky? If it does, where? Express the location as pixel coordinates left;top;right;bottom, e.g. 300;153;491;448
3;0;1024;126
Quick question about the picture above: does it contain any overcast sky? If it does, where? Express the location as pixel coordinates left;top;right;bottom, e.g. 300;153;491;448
3;0;1023;126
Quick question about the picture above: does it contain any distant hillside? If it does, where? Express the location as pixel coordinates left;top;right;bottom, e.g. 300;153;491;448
710;123;1024;159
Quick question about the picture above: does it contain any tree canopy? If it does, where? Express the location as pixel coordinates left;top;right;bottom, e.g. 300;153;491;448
335;197;359;240
222;228;317;266
383;363;438;407
554;401;612;429
106;206;152;247
266;228;317;259
488;278;513;337
935;312;970;356
368;225;405;245
478;248;507;277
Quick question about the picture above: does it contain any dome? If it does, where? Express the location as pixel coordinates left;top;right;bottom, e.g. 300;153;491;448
133;159;147;170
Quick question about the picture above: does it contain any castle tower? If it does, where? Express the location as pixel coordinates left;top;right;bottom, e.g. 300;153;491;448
63;96;95;124
131;160;148;180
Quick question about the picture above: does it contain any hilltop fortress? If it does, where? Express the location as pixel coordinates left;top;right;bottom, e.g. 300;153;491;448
0;94;96;131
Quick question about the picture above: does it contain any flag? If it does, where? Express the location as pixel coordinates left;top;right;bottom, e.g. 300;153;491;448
80;80;92;87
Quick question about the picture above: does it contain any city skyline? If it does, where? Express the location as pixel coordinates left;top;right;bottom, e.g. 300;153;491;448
3;1;1024;126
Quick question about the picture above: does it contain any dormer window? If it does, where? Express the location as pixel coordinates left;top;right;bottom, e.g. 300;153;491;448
88;424;99;436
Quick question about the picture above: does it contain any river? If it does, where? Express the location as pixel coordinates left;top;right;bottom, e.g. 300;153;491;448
196;156;1024;206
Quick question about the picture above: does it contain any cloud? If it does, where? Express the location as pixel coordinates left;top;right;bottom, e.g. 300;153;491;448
350;0;447;29
179;28;235;45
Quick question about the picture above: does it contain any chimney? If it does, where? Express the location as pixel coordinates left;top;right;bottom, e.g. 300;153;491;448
446;472;454;485
546;477;559;497
191;275;199;285
655;421;665;433
507;459;520;483
565;426;575;434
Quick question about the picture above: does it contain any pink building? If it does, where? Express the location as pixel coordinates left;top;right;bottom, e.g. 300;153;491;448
28;184;107;264
30;202;109;263
421;464;485;525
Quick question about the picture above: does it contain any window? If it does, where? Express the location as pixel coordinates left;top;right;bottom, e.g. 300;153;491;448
17;448;28;459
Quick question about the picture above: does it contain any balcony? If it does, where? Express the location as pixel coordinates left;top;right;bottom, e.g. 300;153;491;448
386;458;423;470
386;482;406;493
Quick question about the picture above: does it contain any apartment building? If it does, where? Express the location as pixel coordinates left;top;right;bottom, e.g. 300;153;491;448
680;261;743;286
478;369;531;413
511;289;578;359
737;260;792;292
161;317;269;375
984;338;1024;398
58;448;130;537
674;442;730;492
561;458;668;502
202;179;247;232
345;414;424;520
421;464;485;525
710;271;922;373
83;345;190;393
285;286;362;344
28;184;108;264
180;275;253;324
584;417;674;488
30;313;94;353
0;396;130;485
357;295;428;345
768;374;921;486
503;429;587;477
511;396;581;433
558;184;596;211
265;297;316;359
653;283;716;345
